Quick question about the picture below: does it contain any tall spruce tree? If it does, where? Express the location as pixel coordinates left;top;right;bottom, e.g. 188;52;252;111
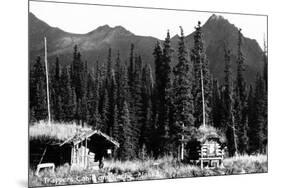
118;101;135;160
80;61;88;126
247;85;256;153
51;57;62;121
30;56;47;121
92;60;102;129
222;47;238;156
116;62;136;156
139;64;153;154
131;55;143;155
125;44;139;157
98;60;106;121
100;47;115;135
172;26;194;154
153;41;163;118
115;51;122;111
234;29;249;154
253;74;267;153
71;45;87;125
152;40;163;156
191;21;212;127
161;31;173;155
152;34;174;156
108;70;117;137
86;66;97;127
60;66;76;121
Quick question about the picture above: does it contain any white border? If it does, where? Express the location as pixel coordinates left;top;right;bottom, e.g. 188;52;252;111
0;0;279;188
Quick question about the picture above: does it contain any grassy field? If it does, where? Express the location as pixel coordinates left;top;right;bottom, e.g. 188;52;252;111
29;154;267;187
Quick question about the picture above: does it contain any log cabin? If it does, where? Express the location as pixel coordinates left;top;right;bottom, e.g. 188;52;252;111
179;125;226;169
29;125;119;171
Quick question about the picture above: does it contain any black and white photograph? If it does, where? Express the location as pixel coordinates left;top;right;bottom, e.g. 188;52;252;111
28;0;268;187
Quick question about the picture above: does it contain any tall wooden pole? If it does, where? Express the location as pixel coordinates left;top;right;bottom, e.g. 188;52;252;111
200;60;206;127
181;123;184;160
44;37;51;126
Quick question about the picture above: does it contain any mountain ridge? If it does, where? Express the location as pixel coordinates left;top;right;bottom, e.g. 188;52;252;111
29;12;264;83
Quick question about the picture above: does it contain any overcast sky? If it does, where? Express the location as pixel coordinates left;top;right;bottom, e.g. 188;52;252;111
29;1;267;48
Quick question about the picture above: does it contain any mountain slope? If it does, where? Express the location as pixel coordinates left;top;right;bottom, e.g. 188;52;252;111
29;12;159;73
29;12;264;83
188;14;263;82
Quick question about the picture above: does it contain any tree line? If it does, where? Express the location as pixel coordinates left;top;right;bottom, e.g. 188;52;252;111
30;22;267;160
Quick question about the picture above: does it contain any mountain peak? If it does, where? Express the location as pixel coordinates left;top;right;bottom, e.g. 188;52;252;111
202;14;235;35
112;25;134;36
87;24;133;36
96;24;111;32
205;14;231;26
209;14;224;21
114;25;126;30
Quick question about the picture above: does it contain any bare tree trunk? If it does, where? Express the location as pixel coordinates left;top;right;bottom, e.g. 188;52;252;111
200;59;206;127
231;111;238;156
44;37;51;126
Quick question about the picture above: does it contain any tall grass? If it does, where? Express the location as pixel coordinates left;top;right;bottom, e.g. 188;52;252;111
223;154;267;174
103;154;267;180
29;153;267;187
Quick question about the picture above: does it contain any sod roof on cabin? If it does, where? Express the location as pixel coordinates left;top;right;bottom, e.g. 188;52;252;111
180;125;226;144
59;129;119;147
29;122;119;147
197;125;226;143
